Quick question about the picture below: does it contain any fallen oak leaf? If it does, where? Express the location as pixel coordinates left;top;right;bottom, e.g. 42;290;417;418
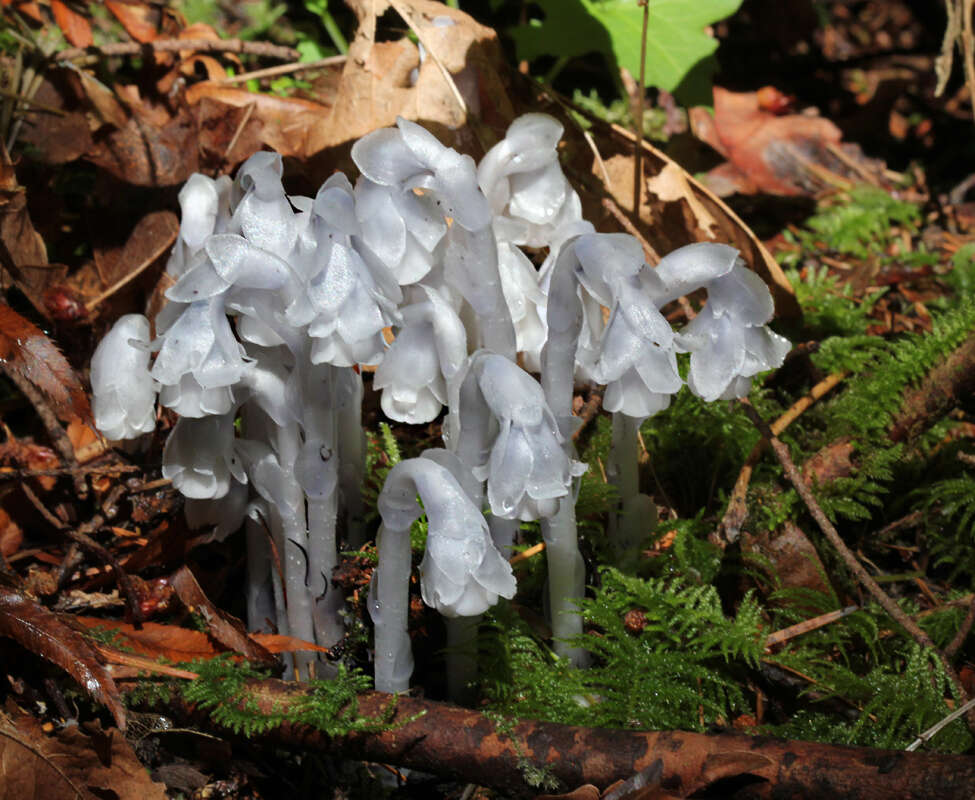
691;87;887;197
1;702;167;800
0;303;91;422
0;586;127;730
170;566;277;666
51;0;93;48
73;616;331;664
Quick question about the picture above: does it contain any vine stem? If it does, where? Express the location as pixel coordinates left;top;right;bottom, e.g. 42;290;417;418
632;0;649;216
738;398;975;733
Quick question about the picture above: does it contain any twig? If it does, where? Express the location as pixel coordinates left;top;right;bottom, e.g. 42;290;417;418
20;483;144;626
0;366;86;499
84;226;178;312
222;101;256;165
214;54;347;85
0;463;139;480
509;542;545;566
906;696;975;752
57;38;300;63
719;371;847;542
632;1;649;216
946;594;975;658
764;605;859;650
739;399;975;731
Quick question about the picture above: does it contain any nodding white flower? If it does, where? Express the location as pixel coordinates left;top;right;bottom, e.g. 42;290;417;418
230;151;298;256
374;286;467;424
573;233;683;417
379;454;515;618
478;113;584;248
354;177;445;286
663;246;791;402
450;352;585;521
352;117;491;232
151;297;247;401
162;414;245;500
167;174;232;279
91;314;157;440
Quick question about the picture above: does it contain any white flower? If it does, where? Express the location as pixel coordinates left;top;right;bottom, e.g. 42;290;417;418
453;353;586;521
673;257;791;402
151;297;247;401
162;415;244;499
352;117;491;232
374;287;467;423
91;314;157;440
478;114;583;248
378;455;515;618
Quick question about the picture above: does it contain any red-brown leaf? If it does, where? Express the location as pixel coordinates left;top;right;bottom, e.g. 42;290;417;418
51;0;93;48
73;616;331;663
170;566;277;666
0;303;91;422
104;0;159;43
0;586;126;730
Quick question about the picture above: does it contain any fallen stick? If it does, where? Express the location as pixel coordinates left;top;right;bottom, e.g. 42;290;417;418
162;680;975;799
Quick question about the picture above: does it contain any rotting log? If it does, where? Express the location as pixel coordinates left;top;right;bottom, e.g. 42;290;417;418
161;679;975;799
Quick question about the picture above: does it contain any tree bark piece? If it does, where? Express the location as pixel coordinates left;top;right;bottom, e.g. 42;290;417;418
163;680;975;799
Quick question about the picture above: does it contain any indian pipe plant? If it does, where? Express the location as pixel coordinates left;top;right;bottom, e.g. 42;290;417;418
90;114;788;690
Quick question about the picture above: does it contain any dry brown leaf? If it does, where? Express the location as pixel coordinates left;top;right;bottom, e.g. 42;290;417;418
0;142;47;271
170;565;276;665
84;209;178;310
185;83;331;162
0;304;91;422
0;587;126;730
0;703;167;800
306;0;511;154
691;87;887;197
51;0;93;48
71;68;129;129
73;616;331;663
590;145;798;318
741;521;832;599
0;508;23;559
104;0;159;43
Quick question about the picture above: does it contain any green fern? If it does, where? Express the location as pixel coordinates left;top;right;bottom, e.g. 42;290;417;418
180;656;394;738
484;568;764;731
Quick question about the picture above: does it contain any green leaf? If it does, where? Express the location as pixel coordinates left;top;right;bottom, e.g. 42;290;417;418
509;0;742;99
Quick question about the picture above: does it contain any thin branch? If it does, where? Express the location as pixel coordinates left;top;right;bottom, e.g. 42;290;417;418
214;54;347;85
21;483;144;626
946;594;975;658
719;371;848;542
632;0;649;216
0;366;86;499
739;399;975;731
57;38;299;63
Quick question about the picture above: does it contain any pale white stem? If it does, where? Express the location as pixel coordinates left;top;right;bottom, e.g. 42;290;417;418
336;368;367;547
542;499;587;666
275;421;317;679
308;493;343;647
245;514;275;633
370;523;414;693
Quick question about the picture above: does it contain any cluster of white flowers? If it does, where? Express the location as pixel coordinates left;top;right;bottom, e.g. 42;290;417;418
90;112;789;689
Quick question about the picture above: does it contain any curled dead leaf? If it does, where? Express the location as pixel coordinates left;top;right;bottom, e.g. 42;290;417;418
0;304;91;422
1;702;167;799
0;587;126;730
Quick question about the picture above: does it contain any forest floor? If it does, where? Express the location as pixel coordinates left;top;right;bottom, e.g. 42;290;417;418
1;1;975;798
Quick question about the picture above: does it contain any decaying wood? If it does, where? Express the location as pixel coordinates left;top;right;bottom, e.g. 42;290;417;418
161;680;975;799
889;327;975;443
